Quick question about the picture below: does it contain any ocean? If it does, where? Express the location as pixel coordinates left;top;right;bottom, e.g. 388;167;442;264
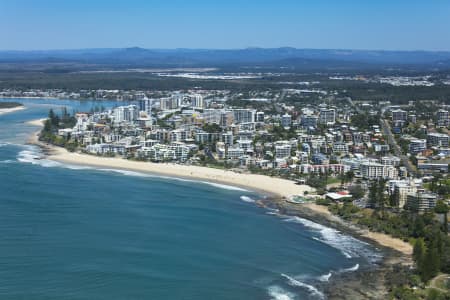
0;98;381;300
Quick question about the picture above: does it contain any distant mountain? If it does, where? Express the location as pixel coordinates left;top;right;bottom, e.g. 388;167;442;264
1;47;450;69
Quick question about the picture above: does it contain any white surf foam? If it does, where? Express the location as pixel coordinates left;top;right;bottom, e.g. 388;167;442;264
240;195;256;203
97;168;151;178
201;181;248;192
318;272;332;282
281;274;324;299
265;207;280;215
267;285;295;300
15;146;252;193
0;159;14;164
16;146;91;170
340;263;359;273
284;216;381;263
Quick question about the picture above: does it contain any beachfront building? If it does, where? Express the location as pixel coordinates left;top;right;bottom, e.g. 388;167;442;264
137;143;192;162
360;161;398;180
389;180;418;208
274;141;292;159
217;144;245;160
297;163;346;175
405;192;438;212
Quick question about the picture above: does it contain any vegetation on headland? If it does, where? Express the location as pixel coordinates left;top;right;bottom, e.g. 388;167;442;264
0;101;23;109
39;109;78;151
315;178;450;299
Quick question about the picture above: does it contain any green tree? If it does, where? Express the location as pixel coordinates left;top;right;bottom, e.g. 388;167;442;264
413;238;426;272
368;181;378;208
413;217;426;238
422;240;440;282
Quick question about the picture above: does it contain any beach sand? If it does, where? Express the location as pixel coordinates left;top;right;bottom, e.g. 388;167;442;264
26;118;47;126
28;118;412;256
50;150;315;198
293;202;412;255
27;119;314;198
0;106;25;115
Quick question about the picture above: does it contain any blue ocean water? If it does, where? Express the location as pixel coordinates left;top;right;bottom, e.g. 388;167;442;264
0;99;381;300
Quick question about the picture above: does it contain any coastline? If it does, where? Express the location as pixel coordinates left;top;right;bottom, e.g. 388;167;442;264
49;144;314;199
26;118;314;199
27;120;412;299
0;106;25;115
27;119;412;255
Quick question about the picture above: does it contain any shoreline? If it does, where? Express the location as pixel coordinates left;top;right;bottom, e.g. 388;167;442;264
0;106;25;115
27;120;412;255
26;122;312;199
27;120;412;299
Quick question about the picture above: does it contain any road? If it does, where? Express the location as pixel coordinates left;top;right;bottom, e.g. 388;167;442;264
346;97;418;177
380;118;418;177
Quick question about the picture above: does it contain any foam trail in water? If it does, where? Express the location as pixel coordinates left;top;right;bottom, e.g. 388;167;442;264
0;159;14;164
340;263;359;273
318;272;332;282
16;146;91;170
97;168;151;177
15;146;251;193
281;274;324;299
240;196;256;203
267;285;295;300
200;181;248;192
284;216;382;263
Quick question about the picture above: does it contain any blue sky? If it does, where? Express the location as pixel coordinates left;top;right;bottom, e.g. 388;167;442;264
1;0;449;51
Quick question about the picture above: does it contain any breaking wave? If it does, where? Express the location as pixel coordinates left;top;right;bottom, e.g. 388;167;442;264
201;181;248;192
340;263;359;273
240;196;256;203
267;285;295;300
0;159;14;164
15;146;251;193
318;272;332;282
284;216;381;263
16;146;90;169
281;274;324;299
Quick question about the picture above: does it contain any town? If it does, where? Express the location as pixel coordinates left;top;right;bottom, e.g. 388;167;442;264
38;88;450;216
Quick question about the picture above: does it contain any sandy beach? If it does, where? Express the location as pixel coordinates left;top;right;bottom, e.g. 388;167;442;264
27;118;412;256
27;119;313;198
26;118;47;126
50;149;315;198
0;106;25;115
302;203;412;255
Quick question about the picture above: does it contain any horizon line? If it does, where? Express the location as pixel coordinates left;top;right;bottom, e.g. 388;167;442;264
1;46;450;53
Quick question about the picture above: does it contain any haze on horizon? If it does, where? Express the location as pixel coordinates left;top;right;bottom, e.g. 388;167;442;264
1;0;450;52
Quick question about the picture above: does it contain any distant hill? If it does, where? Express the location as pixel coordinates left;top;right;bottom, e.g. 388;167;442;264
1;47;450;70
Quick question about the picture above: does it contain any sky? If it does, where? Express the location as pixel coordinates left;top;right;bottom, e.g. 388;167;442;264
1;0;450;51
